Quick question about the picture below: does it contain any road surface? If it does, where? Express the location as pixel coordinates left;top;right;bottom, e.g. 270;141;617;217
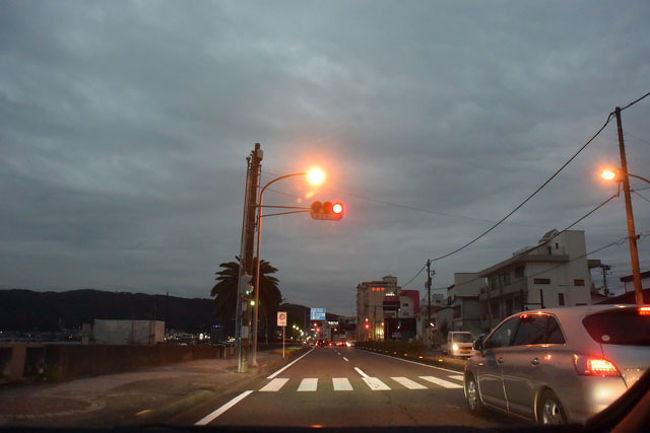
174;346;515;428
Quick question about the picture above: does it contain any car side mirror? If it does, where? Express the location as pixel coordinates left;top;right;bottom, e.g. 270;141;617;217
473;336;484;351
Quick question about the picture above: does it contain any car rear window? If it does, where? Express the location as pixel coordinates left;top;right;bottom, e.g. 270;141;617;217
582;308;650;346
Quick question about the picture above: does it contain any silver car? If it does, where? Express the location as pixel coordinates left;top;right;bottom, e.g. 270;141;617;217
463;304;650;424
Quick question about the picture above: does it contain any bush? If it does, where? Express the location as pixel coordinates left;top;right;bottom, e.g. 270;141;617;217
355;340;425;358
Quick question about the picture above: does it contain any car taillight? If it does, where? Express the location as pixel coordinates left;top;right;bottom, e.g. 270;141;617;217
573;354;620;377
639;306;650;316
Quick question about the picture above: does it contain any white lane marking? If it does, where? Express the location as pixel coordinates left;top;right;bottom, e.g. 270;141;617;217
342;357;349;362
362;377;391;391
359;348;461;374
391;376;427;390
336;352;341;355
267;348;314;379
419;375;463;389
194;390;253;425
449;374;464;381
259;378;289;392
332;377;353;391
297;378;318;392
354;367;369;378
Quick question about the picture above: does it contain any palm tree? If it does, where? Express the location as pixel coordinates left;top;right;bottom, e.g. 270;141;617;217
211;257;282;338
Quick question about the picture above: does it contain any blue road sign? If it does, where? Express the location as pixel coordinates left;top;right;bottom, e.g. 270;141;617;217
310;307;326;321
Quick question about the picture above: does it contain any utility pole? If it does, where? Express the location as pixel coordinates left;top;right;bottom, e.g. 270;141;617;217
614;107;643;305
235;143;262;373
425;259;432;347
600;264;611;296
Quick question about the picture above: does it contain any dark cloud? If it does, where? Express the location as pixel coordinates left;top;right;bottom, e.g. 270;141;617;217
1;0;649;315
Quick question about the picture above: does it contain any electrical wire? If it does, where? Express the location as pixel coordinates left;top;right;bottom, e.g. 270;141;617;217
401;263;427;288
633;190;650;204
440;193;620;292
426;112;614;264
618;91;650;111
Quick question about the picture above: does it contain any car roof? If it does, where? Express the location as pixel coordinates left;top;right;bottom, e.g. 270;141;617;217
521;304;641;320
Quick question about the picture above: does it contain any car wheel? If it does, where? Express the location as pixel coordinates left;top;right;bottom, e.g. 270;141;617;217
465;375;484;414
537;390;567;425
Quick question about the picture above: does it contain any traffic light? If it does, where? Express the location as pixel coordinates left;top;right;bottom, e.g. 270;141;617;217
310;200;344;220
364;323;370;330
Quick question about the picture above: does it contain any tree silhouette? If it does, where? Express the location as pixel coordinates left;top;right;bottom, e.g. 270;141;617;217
211;257;282;338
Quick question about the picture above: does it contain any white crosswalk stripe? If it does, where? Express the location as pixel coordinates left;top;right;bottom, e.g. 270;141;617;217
362;377;391;391
419;375;463;389
259;378;289;392
297;378;318;392
391;376;427;390
332;377;353;391
449;374;464;382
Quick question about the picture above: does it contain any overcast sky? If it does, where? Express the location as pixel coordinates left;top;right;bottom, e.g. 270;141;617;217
1;0;649;316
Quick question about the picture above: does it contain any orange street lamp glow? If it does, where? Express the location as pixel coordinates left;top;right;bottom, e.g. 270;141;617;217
601;169;617;181
306;167;326;186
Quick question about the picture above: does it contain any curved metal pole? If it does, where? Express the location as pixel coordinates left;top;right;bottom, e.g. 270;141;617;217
251;172;306;366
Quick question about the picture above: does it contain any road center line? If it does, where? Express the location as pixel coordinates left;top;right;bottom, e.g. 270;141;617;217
267;348;314;379
194;390;253;425
354;367;369;378
359;348;461;374
342;357;349;362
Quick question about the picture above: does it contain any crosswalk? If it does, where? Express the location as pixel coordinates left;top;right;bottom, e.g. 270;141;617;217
259;374;463;393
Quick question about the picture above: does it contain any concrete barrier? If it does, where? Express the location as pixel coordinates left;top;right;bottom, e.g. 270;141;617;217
0;343;228;383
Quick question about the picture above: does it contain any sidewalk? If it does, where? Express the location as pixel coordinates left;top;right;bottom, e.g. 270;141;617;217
0;346;306;427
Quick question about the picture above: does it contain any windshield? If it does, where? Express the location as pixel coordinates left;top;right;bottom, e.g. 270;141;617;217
453;333;474;343
1;0;649;431
583;308;650;346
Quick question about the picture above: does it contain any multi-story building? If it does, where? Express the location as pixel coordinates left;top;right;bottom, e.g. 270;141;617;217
356;276;399;341
445;273;487;337
478;229;592;330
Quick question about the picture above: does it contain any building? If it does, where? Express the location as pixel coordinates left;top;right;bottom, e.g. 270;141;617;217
356;276;399;341
478;229;592;330
92;319;165;345
420;293;445;345
619;270;650;294
445;273;488;337
383;289;420;341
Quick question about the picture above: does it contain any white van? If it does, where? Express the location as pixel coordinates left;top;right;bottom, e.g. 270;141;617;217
445;331;474;357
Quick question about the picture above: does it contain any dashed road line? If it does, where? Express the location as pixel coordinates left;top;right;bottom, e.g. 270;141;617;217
332;377;353;391
259;378;289;392
362;377;391;391
419;376;463;389
342;357;349;362
391;376;427;390
297;378;318;392
354;367;369;378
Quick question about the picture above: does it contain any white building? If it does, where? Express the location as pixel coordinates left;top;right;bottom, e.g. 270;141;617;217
478;229;592;330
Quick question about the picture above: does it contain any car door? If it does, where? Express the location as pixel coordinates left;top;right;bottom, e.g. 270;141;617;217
476;317;519;410
501;313;549;418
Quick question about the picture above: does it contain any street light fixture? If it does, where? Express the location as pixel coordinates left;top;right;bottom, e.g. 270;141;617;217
600;166;650;305
250;168;326;366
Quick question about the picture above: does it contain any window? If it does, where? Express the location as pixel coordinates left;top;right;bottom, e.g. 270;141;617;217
512;314;547;345
512;314;566;346
574;279;585;286
583;309;650;346
546;317;565;344
499;271;511;286
534;278;551;284
485;317;519;349
514;265;525;278
558;293;565;306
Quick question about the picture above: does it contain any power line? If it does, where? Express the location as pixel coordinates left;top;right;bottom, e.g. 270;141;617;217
618;91;650;111
427;113;614;264
444;193;621;292
402;263;427;288
633;190;650;204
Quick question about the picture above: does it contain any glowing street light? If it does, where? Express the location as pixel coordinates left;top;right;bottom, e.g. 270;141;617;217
306;167;326;186
600;169;617;181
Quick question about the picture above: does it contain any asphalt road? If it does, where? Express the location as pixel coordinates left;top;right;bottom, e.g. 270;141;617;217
175;346;516;428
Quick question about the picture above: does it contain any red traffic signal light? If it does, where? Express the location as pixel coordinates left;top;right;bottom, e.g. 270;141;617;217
310;201;344;220
364;323;370;330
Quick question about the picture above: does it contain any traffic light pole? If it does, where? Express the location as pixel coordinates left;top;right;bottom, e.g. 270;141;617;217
251;172;307;367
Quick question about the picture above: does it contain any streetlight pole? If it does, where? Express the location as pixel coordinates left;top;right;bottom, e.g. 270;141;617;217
614;106;644;305
251;172;307;366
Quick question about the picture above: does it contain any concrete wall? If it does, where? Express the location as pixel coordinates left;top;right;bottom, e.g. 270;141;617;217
93;319;165;345
0;343;232;383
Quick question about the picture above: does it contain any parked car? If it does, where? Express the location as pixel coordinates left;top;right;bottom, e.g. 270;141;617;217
464;305;650;425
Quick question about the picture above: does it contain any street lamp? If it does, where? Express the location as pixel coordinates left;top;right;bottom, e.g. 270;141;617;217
600;166;650;304
251;167;325;366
